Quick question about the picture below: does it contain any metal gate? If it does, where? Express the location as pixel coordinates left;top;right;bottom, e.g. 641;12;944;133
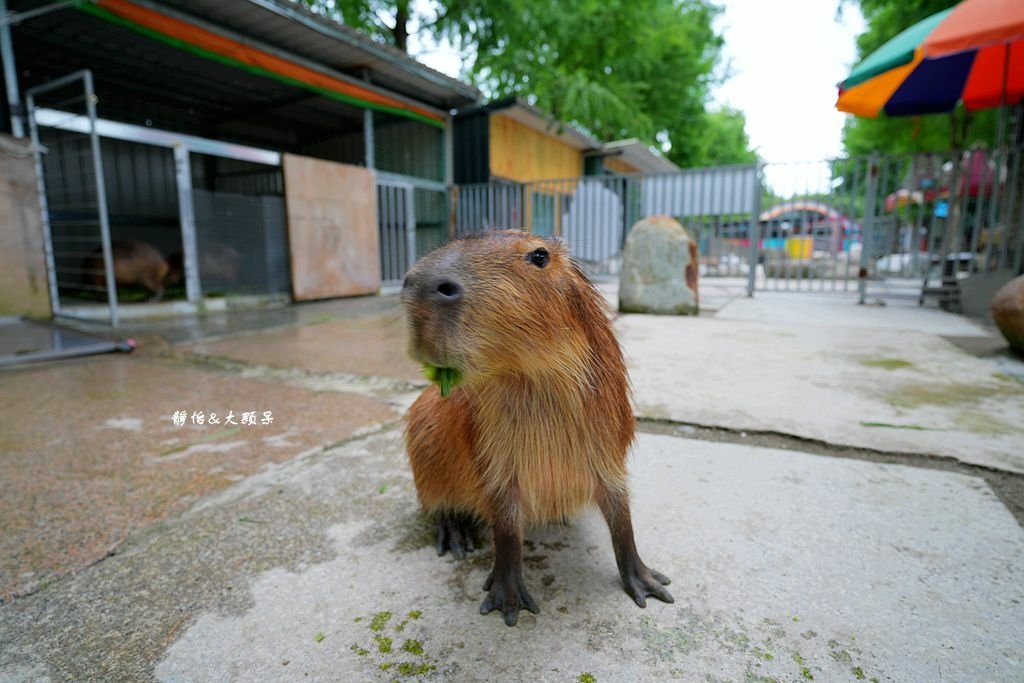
377;179;415;284
27;70;119;325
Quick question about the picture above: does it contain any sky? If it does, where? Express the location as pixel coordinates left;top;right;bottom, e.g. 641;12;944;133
407;0;868;193
710;0;866;164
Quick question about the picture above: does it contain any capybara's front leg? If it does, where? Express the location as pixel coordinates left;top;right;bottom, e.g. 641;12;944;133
598;485;674;608
479;517;539;626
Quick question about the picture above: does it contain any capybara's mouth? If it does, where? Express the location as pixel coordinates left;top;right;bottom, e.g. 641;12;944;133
403;281;465;369
407;321;455;368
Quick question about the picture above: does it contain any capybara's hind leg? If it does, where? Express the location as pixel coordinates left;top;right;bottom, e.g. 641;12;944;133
597;484;674;608
435;510;482;559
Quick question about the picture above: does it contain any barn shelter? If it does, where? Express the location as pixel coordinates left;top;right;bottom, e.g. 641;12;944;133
0;0;478;324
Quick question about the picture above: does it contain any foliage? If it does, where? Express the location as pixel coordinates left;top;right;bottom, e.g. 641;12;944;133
839;0;1000;155
842;107;1000;156
692;106;759;165
302;0;416;50
298;0;756;168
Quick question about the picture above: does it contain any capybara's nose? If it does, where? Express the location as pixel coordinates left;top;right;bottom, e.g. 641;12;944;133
431;278;464;304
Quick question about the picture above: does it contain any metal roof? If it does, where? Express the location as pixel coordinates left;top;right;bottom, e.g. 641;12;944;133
455;98;601;151
155;0;480;110
12;0;374;149
601;138;679;173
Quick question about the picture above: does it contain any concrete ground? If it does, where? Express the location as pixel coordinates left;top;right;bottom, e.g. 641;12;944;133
622;290;1024;474
1;282;1023;682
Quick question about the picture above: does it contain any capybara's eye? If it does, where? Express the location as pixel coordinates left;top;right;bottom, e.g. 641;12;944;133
527;248;549;268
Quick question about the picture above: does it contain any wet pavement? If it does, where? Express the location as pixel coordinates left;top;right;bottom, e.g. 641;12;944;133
1;286;1022;681
186;310;422;383
0;352;399;602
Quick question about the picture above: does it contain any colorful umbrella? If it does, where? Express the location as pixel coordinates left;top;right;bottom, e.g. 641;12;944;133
837;0;1024;117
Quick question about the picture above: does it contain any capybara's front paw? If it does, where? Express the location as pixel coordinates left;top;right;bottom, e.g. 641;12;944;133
435;510;482;560
621;561;674;608
480;571;540;626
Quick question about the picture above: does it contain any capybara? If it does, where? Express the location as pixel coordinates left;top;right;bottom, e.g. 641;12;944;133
164;243;244;290
402;230;673;626
82;239;168;301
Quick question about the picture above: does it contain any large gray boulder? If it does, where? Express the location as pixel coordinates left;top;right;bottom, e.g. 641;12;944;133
619;215;698;315
992;274;1024;357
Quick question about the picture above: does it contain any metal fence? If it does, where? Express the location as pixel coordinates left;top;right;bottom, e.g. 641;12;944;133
376;175;449;284
452;165;760;280
436;146;1024;304
866;146;1024;306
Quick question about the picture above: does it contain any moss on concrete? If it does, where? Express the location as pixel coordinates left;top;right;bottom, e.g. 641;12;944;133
886;381;1018;409
859;358;913;370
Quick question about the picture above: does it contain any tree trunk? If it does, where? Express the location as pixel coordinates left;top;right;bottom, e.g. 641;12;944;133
392;1;410;52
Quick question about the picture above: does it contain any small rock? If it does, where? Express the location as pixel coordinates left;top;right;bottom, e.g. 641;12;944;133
619;216;699;315
992;275;1024;357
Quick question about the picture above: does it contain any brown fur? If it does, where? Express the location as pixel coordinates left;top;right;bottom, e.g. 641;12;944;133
403;231;633;528
164;243;244;289
403;230;672;624
83;239;169;300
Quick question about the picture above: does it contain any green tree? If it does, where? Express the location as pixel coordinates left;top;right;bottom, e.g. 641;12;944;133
298;0;755;168
689;106;759;165
840;0;999;155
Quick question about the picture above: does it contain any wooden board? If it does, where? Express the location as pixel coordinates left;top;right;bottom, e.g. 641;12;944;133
489;113;582;182
283;154;380;300
604;157;640;174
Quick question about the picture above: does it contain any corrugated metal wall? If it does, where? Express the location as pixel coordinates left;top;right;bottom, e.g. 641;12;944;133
191;155;284;196
374;112;443;181
298;130;365;168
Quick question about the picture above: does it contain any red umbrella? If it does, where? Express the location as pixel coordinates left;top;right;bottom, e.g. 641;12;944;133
925;0;1024;112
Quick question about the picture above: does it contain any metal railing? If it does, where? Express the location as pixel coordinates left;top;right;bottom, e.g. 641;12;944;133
429;146;1024;304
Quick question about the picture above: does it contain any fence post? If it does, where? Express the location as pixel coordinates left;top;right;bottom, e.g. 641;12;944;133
25;90;61;318
746;163;763;297
84;70;119;327
174;144;201;304
447;184;458;241
405;184;416;267
858;152;880;305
